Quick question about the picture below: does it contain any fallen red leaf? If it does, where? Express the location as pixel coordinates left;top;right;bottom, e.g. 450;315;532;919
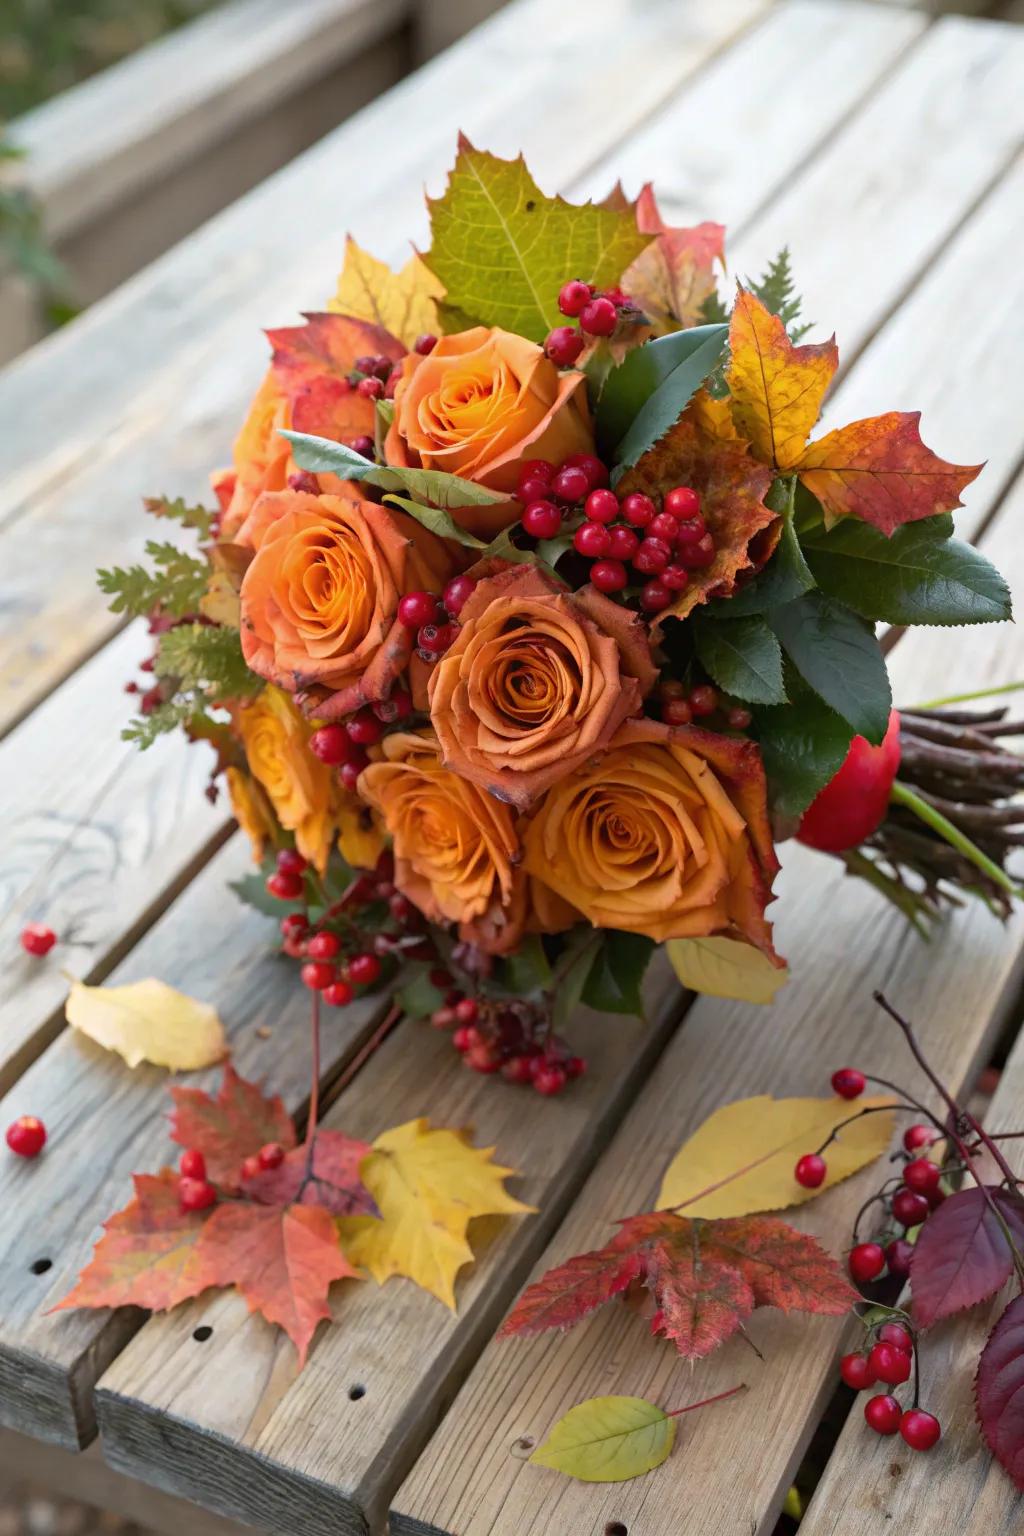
910;1185;1024;1327
170;1065;296;1190
976;1292;1024;1489
241;1129;378;1217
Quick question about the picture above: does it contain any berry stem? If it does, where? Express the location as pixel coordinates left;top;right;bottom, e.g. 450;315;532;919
306;991;321;1157
813;1104;904;1157
665;1383;747;1418
889;780;1021;898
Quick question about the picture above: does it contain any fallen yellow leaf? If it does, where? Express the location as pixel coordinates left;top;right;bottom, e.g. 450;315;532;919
666;936;789;1005
66;978;227;1072
339;1118;533;1308
530;1396;674;1482
656;1093;895;1217
329;236;443;348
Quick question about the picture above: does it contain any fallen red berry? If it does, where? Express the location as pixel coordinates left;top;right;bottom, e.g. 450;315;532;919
564;1055;587;1079
6;1115;46;1158
864;1394;902;1436
839;1353;876;1391
892;1187;930;1227
258;1142;286;1170
795;1153;827;1188
849;1242;886;1284
903;1157;941;1195
868;1341;912;1386
20;923;57;958
179;1177;217;1212
831;1067;866;1100
899;1408;941;1452
179;1148;206;1181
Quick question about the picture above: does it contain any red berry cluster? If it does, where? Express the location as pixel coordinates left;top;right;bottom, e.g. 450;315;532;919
5;1114;47;1158
348;335;437;406
840;1318;941;1452
655;679;752;732
431;984;586;1095
393;573;478;667
544;280;632;365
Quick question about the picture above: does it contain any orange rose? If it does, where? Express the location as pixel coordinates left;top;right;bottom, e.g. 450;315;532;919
239;489;453;718
522;717;781;955
236;686;339;871
384;327;593;538
225;766;275;863
428;563;656;808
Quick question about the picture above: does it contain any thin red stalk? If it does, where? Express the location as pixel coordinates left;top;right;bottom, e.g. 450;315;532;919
306;991;321;1152
666;1383;746;1418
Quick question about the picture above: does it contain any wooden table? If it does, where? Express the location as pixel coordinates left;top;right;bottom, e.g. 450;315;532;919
2;2;1023;1532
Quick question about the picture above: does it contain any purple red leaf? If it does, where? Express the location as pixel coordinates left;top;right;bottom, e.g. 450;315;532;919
910;1186;1024;1327
976;1293;1024;1489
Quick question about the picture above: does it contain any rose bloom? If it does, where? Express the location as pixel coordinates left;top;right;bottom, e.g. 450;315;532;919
239;489;453;717
384;327;593;538
522;717;781;955
429;563;656;808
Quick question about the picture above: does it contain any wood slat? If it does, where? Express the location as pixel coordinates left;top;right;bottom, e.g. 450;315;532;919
388;465;1024;1536
94;963;689;1535
0;837;389;1449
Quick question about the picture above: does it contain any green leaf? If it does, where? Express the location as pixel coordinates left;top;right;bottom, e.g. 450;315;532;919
611;326;729;476
121;698;212;750
666;937;789;1005
756;674;855;819
801;517;1012;626
97;541;209;620
383;495;487;550
421;140;650;343
155;624;260;701
769;592;891;744
747;246;810;342
582;932;654;1016
711;481;815;618
530;1396;675;1482
597;325;728;457
143;495;217;539
395;964;447;1022
493;934;553;998
552;930;602;1036
694;616;786;705
281;431;504;510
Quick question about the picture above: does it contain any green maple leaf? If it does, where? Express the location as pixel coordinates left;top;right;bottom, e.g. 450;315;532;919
422;136;651;343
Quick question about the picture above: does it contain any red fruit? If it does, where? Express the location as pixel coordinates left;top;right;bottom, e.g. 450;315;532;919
585;488;619;524
564;1054;587;1079
904;1157;941;1195
589;559;628;594
179;1148;206;1181
300;960;336;991
266;870;304;901
357;376;384;399
831;1067;867;1100
608;525;639;560
552;465;591;503
639;580;671;613
443;575;477;616
307;931;341;961
258;1142;286;1170
579;296;618;336
664;486;701;519
868;1341;912;1386
885;1238;914;1277
6;1115;46;1158
563;452;609;489
662;698;694;727
241;1154;262;1181
900;1409;941;1452
20;923;56;958
621;493;656;528
417;622;454;656
347;952;382;986
648;512;680;543
558;279;593;317
309;724;352;765
349;435;375;459
454;997;479;1024
373;689;413;724
904;1123;940;1152
465;1045;502;1074
689;684;718;718
347;709;382;746
281;934;307;959
276;848;308;876
502;1055;535;1085
849;1242;886;1284
675;515;707;545
281;912;308;938
322;980;354;1007
522;499;562;539
794;1153;827;1189
574;522;611;558
431;1006;456;1029
727;706;753;731
544;326;584;367
414;333;438;355
518;458;554;490
879;1322;914;1352
632;537;670;575
534;1065;568;1096
892;1187;930;1227
338;759;366;791
398;591;440;630
678;532;716;568
355;354;380;375
864;1394;902;1436
179;1177;217;1212
452;1025;475;1053
798;709;902;853
840;1353;876;1391
288;471;320;495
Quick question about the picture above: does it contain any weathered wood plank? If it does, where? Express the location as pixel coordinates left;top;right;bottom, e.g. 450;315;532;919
0;836;389;1450
388;471;1024;1535
95;962;690;1535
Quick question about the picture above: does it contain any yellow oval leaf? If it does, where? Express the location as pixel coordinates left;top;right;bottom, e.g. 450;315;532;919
666;937;789;1005
66;978;227;1072
656;1094;895;1217
530;1396;674;1482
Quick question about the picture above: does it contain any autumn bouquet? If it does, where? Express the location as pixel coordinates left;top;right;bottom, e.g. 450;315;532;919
101;139;1017;1092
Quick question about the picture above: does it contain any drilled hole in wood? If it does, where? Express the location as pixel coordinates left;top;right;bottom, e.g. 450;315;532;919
348;1384;366;1401
605;1524;628;1536
30;1258;52;1275
192;1325;213;1342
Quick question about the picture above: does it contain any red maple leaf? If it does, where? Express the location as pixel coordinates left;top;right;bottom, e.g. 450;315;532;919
622;184;725;332
976;1293;1024;1490
267;312;404;442
910;1185;1024;1327
241;1129;378;1217
170;1065;296;1190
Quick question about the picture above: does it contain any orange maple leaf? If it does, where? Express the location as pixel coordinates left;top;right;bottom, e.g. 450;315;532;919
241;1129;377;1217
266;311;404;443
170;1064;296;1191
622;185;725;333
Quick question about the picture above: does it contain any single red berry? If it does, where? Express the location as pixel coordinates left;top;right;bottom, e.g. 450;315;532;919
903;1123;940;1152
552;465;591;503
276;848;308;877
632;537;670;575
300;960;336;991
661;563;690;592
564;1055;587;1079
675;514;707;546
864;1394;902;1436
608;525;639;560
389;892;414;922
179;1148;206;1181
309;724;352;765
282;934;307;959
6;1115;46;1158
585;488;619;524
849;1242;886;1284
621;493;656;528
373;688;413;724
795;1153;827;1189
885;1238;914;1277
465;1045;502;1074
417;622;454;656
900;1409;941;1452
832;1067;867;1100
347;709;382;746
452;1025;475;1053
443;575;477;616
904;1158;941;1195
574;522;611;558
878;1322;914;1352
517;458;554;493
281;912;308;938
589;559;628;594
579;296;618;337
664;486;701;520
648;512;680;543
357;376;384;399
307;931;341;961
338;758;366;791
689;685;718;718
431;1006;456;1029
179;1177;217;1212
354;354;379;375
534;1064;568;1096
454;997;479;1024
892;1187;930;1227
840;1353;876;1391
398;591;440;630
267;870;304;901
522;500;562;539
347;952;382;986
868;1341;912;1386
662;698;694;727
241;1154;262;1181
640;580;672;613
349;435;375;459
563;452;609;489
413;333;437;355
20;923;56;958
288;471;320;495
927;1184;946;1210
502;1055;535;1085
558;279;594;317
727;706;753;731
322;979;354;1007
544;326;584;367
258;1142;285;1170
679;532;716;569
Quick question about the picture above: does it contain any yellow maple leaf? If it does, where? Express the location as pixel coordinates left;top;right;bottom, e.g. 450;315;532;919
329;236;443;348
656;1093;895;1218
65;978;227;1071
726;288;838;470
339;1118;533;1308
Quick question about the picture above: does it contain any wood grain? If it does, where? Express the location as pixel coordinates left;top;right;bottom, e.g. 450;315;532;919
95;961;690;1536
0;837;389;1450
